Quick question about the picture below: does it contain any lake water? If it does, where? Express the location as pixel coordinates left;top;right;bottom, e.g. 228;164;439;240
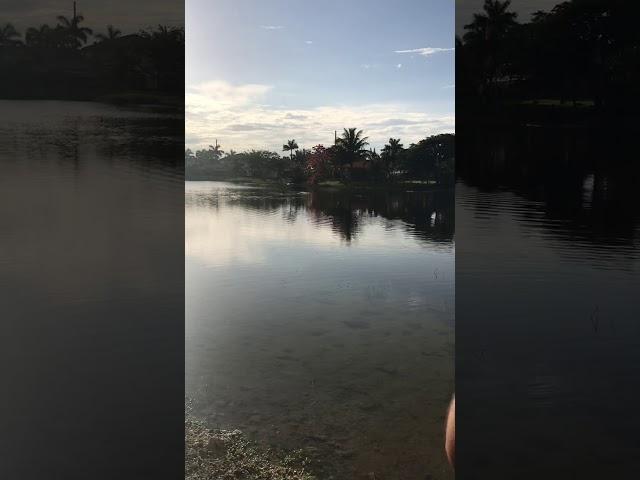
185;182;455;479
0;100;184;478
456;127;640;479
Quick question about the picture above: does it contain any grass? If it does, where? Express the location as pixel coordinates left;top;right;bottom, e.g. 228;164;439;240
185;415;316;480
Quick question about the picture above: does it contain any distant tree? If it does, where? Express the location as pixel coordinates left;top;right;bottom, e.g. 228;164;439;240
0;23;22;46
463;0;519;92
282;139;299;160
463;0;517;44
95;25;122;42
139;25;185;91
25;24;55;47
381;138;404;178
140;25;184;43
208;144;224;161
56;11;93;48
335;128;369;170
403;134;454;184
306;145;335;185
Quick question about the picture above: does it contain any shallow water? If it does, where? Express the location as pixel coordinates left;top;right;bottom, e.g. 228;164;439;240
186;182;455;479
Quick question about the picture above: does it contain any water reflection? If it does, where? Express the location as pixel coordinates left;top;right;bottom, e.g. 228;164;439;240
186;182;453;247
457;127;640;479
186;181;455;479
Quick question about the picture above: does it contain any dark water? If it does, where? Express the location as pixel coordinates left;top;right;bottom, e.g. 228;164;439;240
186;182;455;479
0;100;184;478
456;127;640;479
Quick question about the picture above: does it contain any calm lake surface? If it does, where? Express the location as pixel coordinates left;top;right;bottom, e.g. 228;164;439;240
186;182;455;479
456;126;640;479
0;100;184;478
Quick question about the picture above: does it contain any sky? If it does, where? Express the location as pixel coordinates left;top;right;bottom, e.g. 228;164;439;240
3;0;183;35
186;0;455;152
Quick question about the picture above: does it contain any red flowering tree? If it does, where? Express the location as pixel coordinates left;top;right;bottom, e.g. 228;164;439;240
306;145;335;184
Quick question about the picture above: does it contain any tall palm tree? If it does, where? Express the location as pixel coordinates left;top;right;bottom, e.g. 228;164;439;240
336;128;369;168
95;25;122;43
463;0;517;44
382;138;403;157
26;24;54;47
208;144;224;161
0;23;22;46
282;139;299;160
57;10;93;48
381;138;404;176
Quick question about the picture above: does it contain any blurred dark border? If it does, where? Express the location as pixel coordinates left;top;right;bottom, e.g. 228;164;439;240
456;1;640;478
0;1;184;478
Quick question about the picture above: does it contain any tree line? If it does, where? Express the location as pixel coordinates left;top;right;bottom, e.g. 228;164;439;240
457;0;640;112
185;128;454;186
0;3;184;100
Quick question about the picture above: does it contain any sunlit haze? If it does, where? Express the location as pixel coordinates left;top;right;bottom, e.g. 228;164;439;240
186;0;454;152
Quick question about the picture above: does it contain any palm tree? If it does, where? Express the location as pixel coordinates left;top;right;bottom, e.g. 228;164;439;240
282;139;299;160
95;25;122;43
381;138;404;176
140;25;184;43
57;5;93;49
0;23;22;46
463;0;517;44
208;144;224;161
26;24;54;47
336;128;369;168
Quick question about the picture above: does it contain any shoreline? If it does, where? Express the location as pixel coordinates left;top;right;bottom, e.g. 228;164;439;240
184;177;454;192
186;414;319;480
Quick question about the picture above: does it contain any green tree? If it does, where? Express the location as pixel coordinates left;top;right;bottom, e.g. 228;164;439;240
56;11;93;48
208;144;224;161
463;0;517;44
335;128;369;170
282;139;299;160
0;23;22;46
95;25;122;42
25;24;55;47
381;138;404;178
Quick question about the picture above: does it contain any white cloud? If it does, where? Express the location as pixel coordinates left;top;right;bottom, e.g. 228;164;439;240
394;47;455;57
186;81;272;113
186;80;454;152
260;25;284;30
305;40;313;44
396;63;403;69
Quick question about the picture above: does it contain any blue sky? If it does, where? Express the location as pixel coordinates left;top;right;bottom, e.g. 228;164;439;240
186;0;455;151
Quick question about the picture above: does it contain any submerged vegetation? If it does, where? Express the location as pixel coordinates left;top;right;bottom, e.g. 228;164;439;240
0;3;184;101
186;415;316;480
185;129;454;186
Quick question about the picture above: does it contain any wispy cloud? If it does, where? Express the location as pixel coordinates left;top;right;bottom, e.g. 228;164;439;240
394;47;455;57
186;80;454;152
260;25;284;30
396;63;403;69
304;40;313;44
